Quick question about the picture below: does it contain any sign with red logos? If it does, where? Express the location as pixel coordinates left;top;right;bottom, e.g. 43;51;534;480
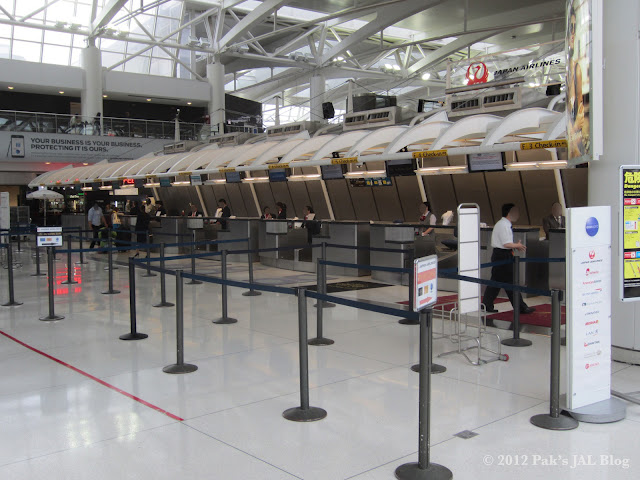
465;62;489;85
413;255;438;312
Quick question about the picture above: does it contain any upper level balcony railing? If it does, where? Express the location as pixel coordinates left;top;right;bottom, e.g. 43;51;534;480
0;110;210;141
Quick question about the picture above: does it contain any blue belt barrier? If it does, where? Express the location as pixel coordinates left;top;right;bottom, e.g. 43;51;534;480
164;237;249;248
520;257;566;263
440;271;552;297
181;271;297;296
319;259;410;274
325;243;412;254
306;290;418;321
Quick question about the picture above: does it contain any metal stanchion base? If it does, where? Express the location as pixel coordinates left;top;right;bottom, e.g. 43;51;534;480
141;272;157;277
411;363;447;374
31;272;47;277
501;337;533;347
563;397;626;424
308;337;335;346
282;406;327;422
213;317;238;324
102;289;121;295
75;260;89;265
314;302;335;308
186;279;203;285
2;301;23;307
530;413;579;430
153;301;175;307
40;314;65;322
399;318;420;325
61;280;78;285
119;332;148;341
162;363;198;374
395;462;453;480
104;266;119;270
242;290;262;297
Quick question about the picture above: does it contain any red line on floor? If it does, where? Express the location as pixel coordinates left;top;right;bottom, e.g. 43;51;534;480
0;329;184;422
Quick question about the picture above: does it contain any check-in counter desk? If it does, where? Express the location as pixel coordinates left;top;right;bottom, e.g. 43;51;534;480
216;218;260;263
480;226;540;296
311;221;370;276
61;214;87;230
258;219;315;273
369;223;440;285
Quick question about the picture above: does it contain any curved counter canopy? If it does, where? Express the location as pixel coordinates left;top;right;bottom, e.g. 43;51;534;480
29;106;569;188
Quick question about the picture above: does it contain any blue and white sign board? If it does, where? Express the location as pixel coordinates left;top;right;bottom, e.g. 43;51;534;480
413;255;438;312
37;226;63;247
566;206;611;409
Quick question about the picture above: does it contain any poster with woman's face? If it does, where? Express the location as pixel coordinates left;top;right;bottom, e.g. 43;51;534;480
566;0;592;160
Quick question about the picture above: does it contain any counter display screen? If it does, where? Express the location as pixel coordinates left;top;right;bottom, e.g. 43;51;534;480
134;178;145;188
321;164;345;180
225;171;245;183
190;174;203;186
622;167;640;299
268;168;289;182
159;177;172;187
467;152;505;172
385;159;416;177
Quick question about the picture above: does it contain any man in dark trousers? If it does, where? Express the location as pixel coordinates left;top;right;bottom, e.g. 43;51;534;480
482;203;535;314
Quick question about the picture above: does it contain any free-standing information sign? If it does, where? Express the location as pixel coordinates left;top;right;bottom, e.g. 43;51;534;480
566;206;611;409
413;255;438;312
620;166;640;300
37;227;63;247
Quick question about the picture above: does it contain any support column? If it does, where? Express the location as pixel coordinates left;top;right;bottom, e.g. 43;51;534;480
347;79;354;114
207;57;225;136
590;0;640;364
309;74;326;123
80;42;103;126
274;95;281;126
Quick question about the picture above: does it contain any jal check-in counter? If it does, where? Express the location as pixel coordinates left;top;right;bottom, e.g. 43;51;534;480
369;222;437;285
258;219;315;272
216;218;260;263
311;221;370;276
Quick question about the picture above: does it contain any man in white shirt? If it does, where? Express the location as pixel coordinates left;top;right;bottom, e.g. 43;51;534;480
482;203;535;314
87;203;105;248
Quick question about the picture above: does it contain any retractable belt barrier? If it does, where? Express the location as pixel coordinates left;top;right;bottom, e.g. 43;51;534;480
318;259;410;275
324;243;412;254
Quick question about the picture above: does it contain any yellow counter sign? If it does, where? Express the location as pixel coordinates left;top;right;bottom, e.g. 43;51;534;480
412;149;448;159
520;140;568;150
268;163;289;169
219;167;236;173
331;157;358;165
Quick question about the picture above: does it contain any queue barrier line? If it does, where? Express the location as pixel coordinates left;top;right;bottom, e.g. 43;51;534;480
324;243;412;254
222;243;321;256
319;259;410;275
440;271;552;297
520;257;566;263
306;289;418;321
136;250;223;263
164;237;249;248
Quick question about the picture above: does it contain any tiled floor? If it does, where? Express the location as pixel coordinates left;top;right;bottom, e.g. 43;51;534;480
0;245;638;479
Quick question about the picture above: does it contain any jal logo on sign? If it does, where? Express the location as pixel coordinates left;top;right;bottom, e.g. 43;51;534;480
585;217;599;237
585;362;600;370
589;250;596;259
466;62;489;85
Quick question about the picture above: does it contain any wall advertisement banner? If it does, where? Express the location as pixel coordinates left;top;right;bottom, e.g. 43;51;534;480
620;166;640;301
0;131;169;163
566;206;611;410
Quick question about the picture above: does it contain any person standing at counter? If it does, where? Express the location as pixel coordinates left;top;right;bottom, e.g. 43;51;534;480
276;202;287;219
482;203;535;315
155;201;166;217
111;207;121;230
419;201;437;236
542;202;565;239
215;198;231;229
188;203;201;217
261;206;273;219
87;202;106;249
131;203;151;258
302;205;320;243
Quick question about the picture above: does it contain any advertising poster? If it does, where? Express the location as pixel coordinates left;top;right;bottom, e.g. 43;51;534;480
413;255;438;312
620;167;640;300
566;206;611;409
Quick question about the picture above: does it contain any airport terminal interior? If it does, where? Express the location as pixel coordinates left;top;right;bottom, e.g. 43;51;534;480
0;0;639;479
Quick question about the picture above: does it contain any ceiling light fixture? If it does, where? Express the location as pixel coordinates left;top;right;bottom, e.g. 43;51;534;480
146;98;151;102
421;73;431;80
59;91;64;94
8;86;14;90
344;170;386;178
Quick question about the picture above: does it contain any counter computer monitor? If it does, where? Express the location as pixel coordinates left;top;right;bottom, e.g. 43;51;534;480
467;152;505;172
321;164;346;180
159;177;172;187
190;174;203;186
225;171;245;183
268;168;289;182
385;158;416;177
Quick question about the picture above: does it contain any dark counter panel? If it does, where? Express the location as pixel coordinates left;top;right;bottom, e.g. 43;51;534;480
451;171;494;225
520;170;560;226
422;174;457;220
269;182;295;218
372;178;404;221
225;182;249;217
562;167;588;207
239;183;260;217
485;170;530;225
325;179;356;221
347;181;379;221
395;175;422;222
305;180;331;220
253;182;277;214
288;181;312;218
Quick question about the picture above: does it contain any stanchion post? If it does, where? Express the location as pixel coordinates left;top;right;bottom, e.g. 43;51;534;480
186;230;202;285
102;233;121;295
40;246;64;321
283;288;327;422
411;306;446;374
314;243;335;308
501;256;532;347
213;250;237;324
76;227;87;264
399;266;419;325
163;269;197;374
530;289;578;430
308;260;334;346
61;234;78;285
2;245;22;306
153;243;174;307
396;309;452;480
141;232;156;277
16;228;22;252
32;243;45;276
243;236;261;296
120;257;148;341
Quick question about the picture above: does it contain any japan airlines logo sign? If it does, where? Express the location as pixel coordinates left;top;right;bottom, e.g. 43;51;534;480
466;62;489;85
